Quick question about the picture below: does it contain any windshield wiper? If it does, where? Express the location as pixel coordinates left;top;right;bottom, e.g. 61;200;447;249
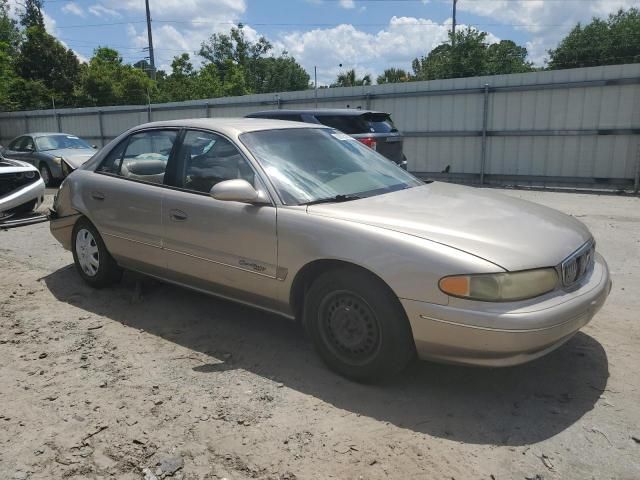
303;194;363;206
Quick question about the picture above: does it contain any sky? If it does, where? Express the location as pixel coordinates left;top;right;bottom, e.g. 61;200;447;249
10;0;638;85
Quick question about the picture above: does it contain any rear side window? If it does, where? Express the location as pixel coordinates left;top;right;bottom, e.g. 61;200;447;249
97;130;178;185
97;140;127;174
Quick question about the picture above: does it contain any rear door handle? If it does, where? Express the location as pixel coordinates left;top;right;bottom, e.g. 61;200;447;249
91;192;105;201
169;209;188;221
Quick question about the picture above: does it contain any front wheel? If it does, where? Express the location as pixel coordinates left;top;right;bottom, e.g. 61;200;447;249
304;268;416;382
72;217;122;288
39;163;53;187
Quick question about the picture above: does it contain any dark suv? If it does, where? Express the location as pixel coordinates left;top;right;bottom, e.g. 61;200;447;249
246;109;407;169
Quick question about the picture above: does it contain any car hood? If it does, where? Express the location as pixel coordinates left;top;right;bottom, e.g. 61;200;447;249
306;182;591;271
0;157;37;173
45;149;95;168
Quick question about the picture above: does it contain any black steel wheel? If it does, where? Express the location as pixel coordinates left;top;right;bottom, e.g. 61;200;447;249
304;267;416;382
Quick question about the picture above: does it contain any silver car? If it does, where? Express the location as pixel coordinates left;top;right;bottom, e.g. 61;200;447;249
50;119;611;381
2;132;97;186
0;156;45;218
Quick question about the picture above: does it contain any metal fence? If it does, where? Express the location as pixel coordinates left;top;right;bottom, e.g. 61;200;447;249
1;63;639;191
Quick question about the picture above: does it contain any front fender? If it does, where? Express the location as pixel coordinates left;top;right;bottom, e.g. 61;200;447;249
276;207;504;310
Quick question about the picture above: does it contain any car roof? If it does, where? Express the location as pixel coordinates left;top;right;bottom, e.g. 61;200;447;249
129;117;327;137
16;132;78;138
247;108;386;117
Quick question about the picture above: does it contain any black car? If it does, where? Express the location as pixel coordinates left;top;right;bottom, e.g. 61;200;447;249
246;109;407;169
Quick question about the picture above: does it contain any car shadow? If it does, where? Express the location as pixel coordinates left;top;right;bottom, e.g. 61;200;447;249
43;266;609;446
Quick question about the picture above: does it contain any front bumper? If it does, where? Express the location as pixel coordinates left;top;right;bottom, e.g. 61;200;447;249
0;178;45;214
401;254;611;366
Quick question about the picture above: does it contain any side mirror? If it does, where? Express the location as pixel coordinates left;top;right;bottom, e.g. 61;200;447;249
92;145;98;149
210;179;269;205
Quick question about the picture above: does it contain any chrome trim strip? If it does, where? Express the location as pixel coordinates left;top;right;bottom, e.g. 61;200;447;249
103;232;161;250
418;313;587;334
164;247;278;280
103;232;280;280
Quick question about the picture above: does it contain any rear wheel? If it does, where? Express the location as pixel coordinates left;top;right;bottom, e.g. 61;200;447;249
304;267;415;382
39;163;53;187
72;217;122;288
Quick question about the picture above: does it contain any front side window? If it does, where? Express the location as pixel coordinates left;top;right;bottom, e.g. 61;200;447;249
240;128;421;205
8;137;24;150
98;130;177;184
22;137;35;152
35;134;92;151
175;130;255;194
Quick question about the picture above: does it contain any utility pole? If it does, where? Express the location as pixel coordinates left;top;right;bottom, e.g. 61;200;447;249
314;66;318;108
145;0;156;80
452;0;458;41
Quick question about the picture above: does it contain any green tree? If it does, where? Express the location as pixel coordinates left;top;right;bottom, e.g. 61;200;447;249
412;28;533;80
0;0;20;110
376;67;410;84
485;40;534;75
332;68;372;87
0;0;19;54
256;54;310;92
198;24;308;95
548;8;640;69
79;47;156;106
14;27;81;106
19;0;44;29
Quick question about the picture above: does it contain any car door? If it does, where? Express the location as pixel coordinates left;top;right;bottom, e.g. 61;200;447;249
161;129;279;310
82;128;180;275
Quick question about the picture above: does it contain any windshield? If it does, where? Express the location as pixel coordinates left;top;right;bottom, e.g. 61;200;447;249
36;134;92;151
240;128;422;205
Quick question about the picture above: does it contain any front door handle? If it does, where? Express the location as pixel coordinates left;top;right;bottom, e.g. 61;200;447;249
169;209;188;221
91;192;105;201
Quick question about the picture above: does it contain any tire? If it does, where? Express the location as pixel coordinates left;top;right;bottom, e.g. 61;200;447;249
304;267;416;382
39;163;53;187
71;217;122;288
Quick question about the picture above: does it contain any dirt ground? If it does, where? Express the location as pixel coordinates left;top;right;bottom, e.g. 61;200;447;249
1;188;639;480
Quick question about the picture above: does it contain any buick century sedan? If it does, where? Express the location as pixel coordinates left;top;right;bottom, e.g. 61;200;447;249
50;119;611;381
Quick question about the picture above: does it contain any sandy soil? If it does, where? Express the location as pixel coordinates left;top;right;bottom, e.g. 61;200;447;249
1;188;639;480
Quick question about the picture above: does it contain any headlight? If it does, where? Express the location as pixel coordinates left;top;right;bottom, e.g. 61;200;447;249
52;156;63;165
439;268;559;302
25;170;36;179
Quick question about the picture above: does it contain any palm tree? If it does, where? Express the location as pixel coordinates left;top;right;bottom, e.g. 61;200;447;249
332;69;372;87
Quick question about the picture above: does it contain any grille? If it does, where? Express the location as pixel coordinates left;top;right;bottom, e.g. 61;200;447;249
0;171;40;198
561;240;595;287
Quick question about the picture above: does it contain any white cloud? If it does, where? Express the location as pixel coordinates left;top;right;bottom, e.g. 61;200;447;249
88;5;121;18
62;2;85;17
339;0;355;9
115;0;247;71
280;16;488;84
457;0;637;65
